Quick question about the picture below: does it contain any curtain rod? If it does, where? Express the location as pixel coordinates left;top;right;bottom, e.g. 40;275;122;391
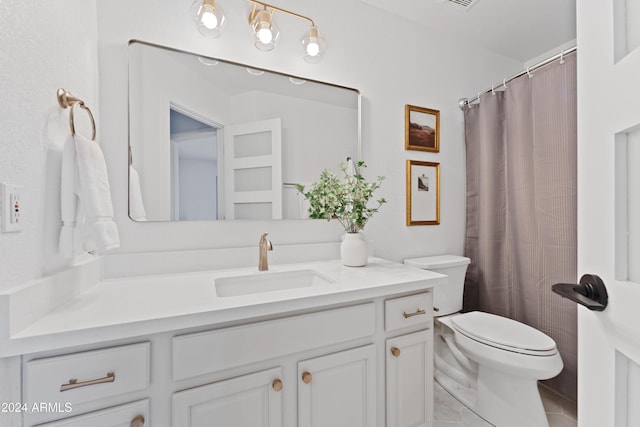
458;45;577;110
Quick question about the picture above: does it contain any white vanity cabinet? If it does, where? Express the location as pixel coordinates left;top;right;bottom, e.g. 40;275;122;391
386;331;433;427
2;258;443;427
22;342;151;427
172;344;377;427
385;292;435;427
173;367;284;426
298;344;377;427
172;304;378;427
33;400;148;427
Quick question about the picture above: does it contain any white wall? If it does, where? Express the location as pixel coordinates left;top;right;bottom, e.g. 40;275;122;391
0;0;98;291
97;0;522;260
0;0;523;291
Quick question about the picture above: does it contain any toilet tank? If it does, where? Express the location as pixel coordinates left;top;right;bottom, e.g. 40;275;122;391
404;255;471;316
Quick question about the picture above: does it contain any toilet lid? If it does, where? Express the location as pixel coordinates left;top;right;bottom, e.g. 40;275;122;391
451;312;558;356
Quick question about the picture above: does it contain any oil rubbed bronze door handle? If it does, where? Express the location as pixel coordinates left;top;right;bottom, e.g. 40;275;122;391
60;371;115;392
552;274;608;311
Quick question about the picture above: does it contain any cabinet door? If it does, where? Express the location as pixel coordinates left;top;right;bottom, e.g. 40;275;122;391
298;345;376;427
172;367;283;427
386;330;433;427
33;399;148;427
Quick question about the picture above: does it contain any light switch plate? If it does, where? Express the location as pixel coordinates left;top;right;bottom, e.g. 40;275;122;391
1;183;21;233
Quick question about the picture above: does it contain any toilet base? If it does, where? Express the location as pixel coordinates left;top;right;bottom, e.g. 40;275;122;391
475;365;549;427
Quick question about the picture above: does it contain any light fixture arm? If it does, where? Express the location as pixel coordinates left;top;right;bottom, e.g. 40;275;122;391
248;0;315;26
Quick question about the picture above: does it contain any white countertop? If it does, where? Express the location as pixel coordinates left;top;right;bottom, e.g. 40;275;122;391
0;257;445;357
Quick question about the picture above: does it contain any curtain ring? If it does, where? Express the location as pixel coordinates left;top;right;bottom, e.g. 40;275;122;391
503;78;508;89
560;50;565;64
526;67;532;78
477;92;481;104
69;102;97;141
491;84;496;95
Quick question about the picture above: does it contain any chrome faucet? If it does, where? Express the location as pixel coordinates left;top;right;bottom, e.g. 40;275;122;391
258;233;273;271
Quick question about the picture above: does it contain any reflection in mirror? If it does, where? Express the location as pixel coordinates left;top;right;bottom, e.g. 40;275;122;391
128;40;360;222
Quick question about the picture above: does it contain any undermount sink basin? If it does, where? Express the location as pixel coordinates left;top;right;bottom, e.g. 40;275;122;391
214;269;334;298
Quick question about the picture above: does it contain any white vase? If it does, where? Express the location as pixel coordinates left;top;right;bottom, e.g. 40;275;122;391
341;232;368;267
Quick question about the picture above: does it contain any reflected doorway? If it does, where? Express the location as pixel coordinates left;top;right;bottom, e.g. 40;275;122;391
169;107;223;220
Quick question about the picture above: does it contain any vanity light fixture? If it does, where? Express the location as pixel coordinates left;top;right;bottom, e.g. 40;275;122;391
249;5;280;51
301;25;327;62
248;0;327;61
192;0;226;38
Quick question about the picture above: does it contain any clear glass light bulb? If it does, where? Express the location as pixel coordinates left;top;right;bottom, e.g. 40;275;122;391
200;9;218;29
306;40;320;56
257;27;273;44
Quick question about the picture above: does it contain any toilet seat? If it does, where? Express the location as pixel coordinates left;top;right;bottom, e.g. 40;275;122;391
451;312;558;356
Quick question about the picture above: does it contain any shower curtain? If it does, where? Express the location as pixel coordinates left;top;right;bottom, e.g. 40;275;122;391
463;52;577;400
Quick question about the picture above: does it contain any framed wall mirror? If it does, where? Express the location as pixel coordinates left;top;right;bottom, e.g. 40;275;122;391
128;40;361;222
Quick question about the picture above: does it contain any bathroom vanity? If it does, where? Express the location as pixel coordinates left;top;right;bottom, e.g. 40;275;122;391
0;257;444;427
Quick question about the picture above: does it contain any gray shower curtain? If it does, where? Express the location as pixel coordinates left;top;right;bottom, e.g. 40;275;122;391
463;52;577;400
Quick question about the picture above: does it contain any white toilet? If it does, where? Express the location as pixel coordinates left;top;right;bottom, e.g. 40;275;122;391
404;255;563;427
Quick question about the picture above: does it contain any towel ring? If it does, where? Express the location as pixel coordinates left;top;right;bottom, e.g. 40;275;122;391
57;88;97;141
69;102;96;141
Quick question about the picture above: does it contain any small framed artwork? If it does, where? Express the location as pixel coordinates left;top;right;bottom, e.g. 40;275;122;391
405;104;440;152
406;160;440;226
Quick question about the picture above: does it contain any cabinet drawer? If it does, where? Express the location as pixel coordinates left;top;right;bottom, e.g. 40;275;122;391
33;399;149;427
173;303;375;380
385;292;433;332
25;342;150;409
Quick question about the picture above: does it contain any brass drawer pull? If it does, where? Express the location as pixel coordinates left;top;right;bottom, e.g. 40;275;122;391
130;415;145;427
390;347;401;357
272;378;283;392
402;308;426;319
302;371;313;384
60;371;115;392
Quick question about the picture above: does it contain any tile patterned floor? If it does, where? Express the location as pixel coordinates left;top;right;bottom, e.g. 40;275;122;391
434;382;577;427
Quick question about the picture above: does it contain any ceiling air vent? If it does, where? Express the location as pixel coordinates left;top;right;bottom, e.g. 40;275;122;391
446;0;480;10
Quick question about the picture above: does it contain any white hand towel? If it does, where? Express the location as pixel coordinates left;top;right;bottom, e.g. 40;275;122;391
59;135;83;257
129;165;147;221
74;134;120;252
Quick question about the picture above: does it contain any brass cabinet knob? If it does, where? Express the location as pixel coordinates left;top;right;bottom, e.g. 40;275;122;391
130;415;145;427
302;371;313;384
391;347;401;357
272;378;283;392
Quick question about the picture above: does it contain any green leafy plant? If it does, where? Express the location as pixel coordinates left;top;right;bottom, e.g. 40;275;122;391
295;160;386;233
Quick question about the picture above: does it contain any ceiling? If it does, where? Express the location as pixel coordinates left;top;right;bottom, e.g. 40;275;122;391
360;0;576;63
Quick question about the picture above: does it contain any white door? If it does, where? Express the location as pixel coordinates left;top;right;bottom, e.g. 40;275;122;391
577;1;640;426
172;367;283;427
298;345;377;427
223;118;282;220
386;330;433;427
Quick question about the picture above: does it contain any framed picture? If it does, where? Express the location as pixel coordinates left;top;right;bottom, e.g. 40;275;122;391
406;160;440;225
405;104;440;152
